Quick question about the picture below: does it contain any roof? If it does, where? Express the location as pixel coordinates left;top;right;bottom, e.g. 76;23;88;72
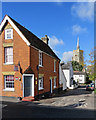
61;62;72;69
24;66;34;74
2;15;60;60
73;71;86;75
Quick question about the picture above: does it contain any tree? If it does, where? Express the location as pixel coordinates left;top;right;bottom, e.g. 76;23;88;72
87;48;96;81
71;61;83;71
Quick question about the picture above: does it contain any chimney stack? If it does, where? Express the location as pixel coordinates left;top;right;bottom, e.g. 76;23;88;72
41;35;49;45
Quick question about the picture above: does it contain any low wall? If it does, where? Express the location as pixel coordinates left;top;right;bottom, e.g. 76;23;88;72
69;84;78;89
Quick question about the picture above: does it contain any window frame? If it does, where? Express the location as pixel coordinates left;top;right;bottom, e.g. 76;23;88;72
39;51;43;67
79;75;82;77
4;47;13;64
5;29;13;40
54;60;56;72
38;77;44;90
54;77;56;88
4;75;14;91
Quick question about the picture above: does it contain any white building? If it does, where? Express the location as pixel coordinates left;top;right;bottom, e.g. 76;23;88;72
61;62;73;89
73;71;86;84
59;64;67;90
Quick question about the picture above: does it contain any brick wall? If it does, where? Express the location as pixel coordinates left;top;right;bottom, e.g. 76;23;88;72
30;46;59;96
1;22;30;97
1;22;60;98
0;32;2;96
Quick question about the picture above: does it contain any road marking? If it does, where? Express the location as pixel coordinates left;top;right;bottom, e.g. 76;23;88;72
0;104;7;108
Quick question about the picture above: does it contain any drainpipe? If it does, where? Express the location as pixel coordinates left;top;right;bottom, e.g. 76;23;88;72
37;65;39;100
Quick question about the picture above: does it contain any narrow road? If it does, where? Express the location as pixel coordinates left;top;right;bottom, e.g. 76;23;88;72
35;85;94;110
1;85;96;119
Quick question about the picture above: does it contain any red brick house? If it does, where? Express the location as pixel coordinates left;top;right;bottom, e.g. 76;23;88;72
0;15;60;100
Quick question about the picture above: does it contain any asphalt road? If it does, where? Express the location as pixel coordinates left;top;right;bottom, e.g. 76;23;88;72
1;85;96;119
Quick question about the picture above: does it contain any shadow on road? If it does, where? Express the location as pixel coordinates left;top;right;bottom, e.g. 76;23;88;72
49;85;93;99
79;85;86;88
1;85;95;119
1;100;96;119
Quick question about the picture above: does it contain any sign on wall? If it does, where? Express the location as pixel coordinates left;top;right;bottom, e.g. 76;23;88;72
15;77;18;80
14;65;18;71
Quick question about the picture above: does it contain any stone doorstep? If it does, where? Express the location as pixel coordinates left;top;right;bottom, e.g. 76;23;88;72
22;96;35;102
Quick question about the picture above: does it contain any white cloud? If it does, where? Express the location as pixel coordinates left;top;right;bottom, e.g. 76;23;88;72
62;51;73;62
72;24;87;35
71;2;94;21
49;36;64;49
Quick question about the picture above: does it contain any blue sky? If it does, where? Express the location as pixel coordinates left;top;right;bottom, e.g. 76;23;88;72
2;2;94;64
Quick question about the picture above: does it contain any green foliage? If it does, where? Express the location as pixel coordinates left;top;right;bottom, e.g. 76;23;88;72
87;48;96;81
88;72;96;81
71;61;83;71
94;89;96;94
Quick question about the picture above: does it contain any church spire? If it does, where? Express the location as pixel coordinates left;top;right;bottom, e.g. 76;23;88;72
77;37;80;50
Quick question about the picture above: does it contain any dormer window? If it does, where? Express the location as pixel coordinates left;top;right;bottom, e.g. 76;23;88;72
5;29;13;39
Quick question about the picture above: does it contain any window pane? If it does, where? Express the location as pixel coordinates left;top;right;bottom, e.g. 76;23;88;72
5;75;14;89
39;52;42;66
7;34;11;38
6;30;11;33
5;47;13;63
54;78;56;87
5;29;13;39
39;77;43;89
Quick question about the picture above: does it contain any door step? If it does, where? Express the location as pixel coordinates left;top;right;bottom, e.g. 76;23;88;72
22;96;35;101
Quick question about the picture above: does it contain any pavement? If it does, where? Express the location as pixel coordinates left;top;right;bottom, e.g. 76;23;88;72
0;96;21;103
1;85;96;119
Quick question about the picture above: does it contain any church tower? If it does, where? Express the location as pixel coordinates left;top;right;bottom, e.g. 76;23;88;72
72;37;84;66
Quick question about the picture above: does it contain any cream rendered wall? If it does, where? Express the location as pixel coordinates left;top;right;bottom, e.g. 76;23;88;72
63;70;70;88
59;64;67;90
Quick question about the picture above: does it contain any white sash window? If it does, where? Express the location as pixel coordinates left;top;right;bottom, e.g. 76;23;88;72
39;77;43;90
54;77;56;88
54;60;56;72
39;51;43;66
4;75;14;91
5;29;13;39
5;47;13;64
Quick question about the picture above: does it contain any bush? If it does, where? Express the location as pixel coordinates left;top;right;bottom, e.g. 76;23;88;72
94;89;96;94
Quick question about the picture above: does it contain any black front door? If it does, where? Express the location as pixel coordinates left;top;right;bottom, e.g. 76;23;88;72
24;76;32;97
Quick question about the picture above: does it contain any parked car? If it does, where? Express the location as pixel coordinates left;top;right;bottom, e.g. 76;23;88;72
86;83;94;91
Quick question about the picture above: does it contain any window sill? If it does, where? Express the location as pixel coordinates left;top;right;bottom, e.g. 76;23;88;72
54;86;56;89
5;38;13;40
39;88;44;91
3;63;14;65
3;89;15;92
39;65;43;67
54;71;56;73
